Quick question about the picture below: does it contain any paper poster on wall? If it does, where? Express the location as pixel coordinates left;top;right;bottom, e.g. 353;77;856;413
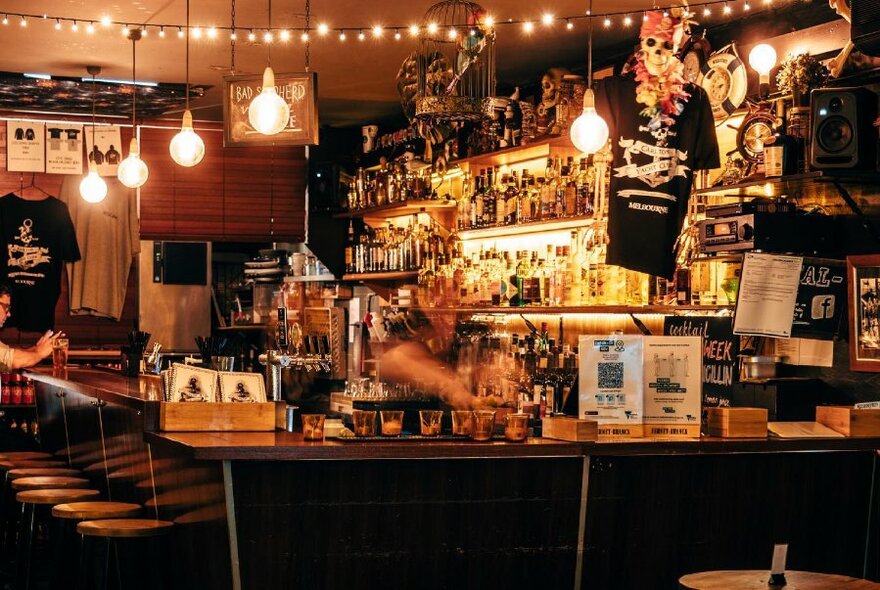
6;121;46;172
45;125;83;174
83;125;122;176
734;252;803;338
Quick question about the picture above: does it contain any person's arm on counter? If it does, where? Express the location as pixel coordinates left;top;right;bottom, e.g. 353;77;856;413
0;282;64;370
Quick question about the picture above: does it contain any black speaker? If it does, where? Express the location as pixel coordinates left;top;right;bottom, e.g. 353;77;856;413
809;87;878;170
852;0;880;57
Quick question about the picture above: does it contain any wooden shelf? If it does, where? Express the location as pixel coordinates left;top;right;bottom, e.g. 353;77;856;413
342;271;419;282
457;215;595;241
335;199;456;220
694;172;880;200
283;275;338;283
453;136;578;168
398;304;732;314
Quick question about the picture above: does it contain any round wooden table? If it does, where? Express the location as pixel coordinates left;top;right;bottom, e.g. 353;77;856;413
679;570;880;589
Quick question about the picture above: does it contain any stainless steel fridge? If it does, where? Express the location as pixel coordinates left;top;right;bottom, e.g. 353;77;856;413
137;240;211;353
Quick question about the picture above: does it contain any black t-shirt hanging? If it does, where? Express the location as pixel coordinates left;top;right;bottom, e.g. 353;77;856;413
0;194;81;331
595;75;720;279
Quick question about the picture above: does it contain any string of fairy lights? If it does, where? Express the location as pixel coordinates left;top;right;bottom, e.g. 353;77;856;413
0;0;784;43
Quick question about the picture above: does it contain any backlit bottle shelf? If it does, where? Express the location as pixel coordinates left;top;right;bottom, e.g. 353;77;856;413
342;271;419;282
335;199;456;220
456;215;595;241
397;304;732;314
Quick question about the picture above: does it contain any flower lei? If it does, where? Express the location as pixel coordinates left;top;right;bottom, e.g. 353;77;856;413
633;56;690;130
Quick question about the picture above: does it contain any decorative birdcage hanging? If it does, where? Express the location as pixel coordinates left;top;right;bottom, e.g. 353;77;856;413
415;0;495;123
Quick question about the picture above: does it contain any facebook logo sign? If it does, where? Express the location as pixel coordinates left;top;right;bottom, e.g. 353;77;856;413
811;295;835;320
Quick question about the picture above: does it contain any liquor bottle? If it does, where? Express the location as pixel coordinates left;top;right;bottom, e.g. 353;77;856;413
497;172;510;226
505;172;519;225
514;252;530;307
344;221;356;273
568;230;583;306
675;267;691;305
564;156;578;217
473;169;485;228
482;167;496;227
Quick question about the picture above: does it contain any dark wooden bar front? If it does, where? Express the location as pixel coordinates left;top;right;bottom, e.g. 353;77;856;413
26;369;880;590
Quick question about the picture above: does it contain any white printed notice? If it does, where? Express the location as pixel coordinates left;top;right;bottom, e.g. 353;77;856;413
733;253;803;338
6;121;46;172
46;125;83;174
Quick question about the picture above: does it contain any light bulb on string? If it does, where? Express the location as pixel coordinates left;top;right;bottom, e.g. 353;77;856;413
279;29;290;41
522;21;534;33
339;31;346;41
170;0;205;167
566;20;574;30
723;4;732;15
624;16;632;26
20;17;26;27
394;30;402;40
603;17;611;27
1;15;7;26
542;13;554;26
248;0;291;137
427;22;438;34
80;162;108;203
159;27;165;37
744;1;752;10
54;19;61;30
318;23;329;35
100;15;111;27
264;31;273;43
301;31;309;42
119;30;149;189
408;24;419;36
571;2;609;156
192;26;202;39
229;30;236;40
372;25;383;37
72;21;78;31
207;27;218;39
448;27;457;39
248;30;256;41
749;43;777;99
358;30;365;41
86;22;95;33
177;27;184;38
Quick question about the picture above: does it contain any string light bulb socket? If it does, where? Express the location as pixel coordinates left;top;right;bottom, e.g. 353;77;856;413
81;66;108;203
170;0;205;167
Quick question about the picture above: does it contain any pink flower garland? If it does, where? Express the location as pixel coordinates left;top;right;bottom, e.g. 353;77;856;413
633;56;690;128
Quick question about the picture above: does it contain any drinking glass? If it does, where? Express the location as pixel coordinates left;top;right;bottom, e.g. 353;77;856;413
380;410;404;436
352;410;377;437
504;413;529;442
471;410;496;441
52;338;69;370
419;410;443;436
451;410;473;436
301;414;326;440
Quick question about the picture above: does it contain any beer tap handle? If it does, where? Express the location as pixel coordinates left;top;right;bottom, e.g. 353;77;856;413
321;335;331;358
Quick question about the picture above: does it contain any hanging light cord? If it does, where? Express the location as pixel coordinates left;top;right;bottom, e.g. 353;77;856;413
230;0;236;74
131;35;137;129
185;0;190;109
587;0;594;86
304;0;311;72
91;74;97;154
267;0;272;66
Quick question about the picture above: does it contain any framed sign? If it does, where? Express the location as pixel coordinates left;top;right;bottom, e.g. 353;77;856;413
847;254;880;371
223;71;319;147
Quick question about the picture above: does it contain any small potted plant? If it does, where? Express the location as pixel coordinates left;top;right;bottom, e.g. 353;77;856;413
776;53;830;106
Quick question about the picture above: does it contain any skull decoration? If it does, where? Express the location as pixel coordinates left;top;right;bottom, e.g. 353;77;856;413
540;67;569;111
639;11;686;77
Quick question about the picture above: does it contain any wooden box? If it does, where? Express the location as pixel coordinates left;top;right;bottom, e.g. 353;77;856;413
816;406;880;437
541;416;599;442
706;407;768;438
159;402;276;432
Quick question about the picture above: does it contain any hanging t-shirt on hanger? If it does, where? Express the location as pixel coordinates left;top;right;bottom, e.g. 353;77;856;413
595;74;719;279
0;193;81;331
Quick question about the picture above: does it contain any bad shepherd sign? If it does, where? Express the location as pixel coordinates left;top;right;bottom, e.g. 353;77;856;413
223;71;319;147
664;316;739;408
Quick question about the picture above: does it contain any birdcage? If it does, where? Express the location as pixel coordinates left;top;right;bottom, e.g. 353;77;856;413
415;0;496;123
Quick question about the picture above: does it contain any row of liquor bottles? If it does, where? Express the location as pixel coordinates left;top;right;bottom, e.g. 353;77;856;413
0;373;36;405
347;162;438;211
453;323;577;417
457;156;603;230
344;217;446;274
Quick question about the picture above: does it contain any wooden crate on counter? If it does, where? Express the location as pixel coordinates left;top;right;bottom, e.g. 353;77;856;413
816;406;880;437
158;402;276;432
706;407;768;438
541;416;599;442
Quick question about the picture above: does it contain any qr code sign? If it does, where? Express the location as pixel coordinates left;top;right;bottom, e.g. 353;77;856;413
597;362;624;389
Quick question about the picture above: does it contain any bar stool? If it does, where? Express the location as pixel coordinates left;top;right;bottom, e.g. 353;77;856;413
0;452;52;462
76;519;174;590
7;468;82;480
15;489;102;590
49;502;142;589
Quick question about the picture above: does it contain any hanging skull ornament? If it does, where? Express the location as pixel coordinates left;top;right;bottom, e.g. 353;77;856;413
639;11;686;77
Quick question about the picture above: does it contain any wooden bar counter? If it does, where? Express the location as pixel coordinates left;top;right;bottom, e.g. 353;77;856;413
26;368;880;590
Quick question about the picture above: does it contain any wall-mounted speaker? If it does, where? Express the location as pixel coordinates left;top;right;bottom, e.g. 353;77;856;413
852;0;880;57
809;87;878;170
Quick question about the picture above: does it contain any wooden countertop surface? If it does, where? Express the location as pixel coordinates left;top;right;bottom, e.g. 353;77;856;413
28;368;880;461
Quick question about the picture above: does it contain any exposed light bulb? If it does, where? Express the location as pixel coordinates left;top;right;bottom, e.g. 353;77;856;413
248;66;290;136
358;30;365;41
177;28;184;38
723;4;732;14
1;16;8;26
118;137;149;188
263;31;273;43
20;17;27;27
394;30;402;40
192;26;202;39
427;22;438;34
372;25;383;37
301;31;309;42
603;17;611;27
100;15;111;27
484;16;494;27
624;16;633;26
542;13;554;26
318;23;329;35
248;30;256;41
409;24;419;36
566;20;573;30
278;29;290;41
80;162;108;203
744;2;751;10
54;19;61;30
339;31;346;41
523;21;534;33
207;27;217;39
169;110;205;167
72;21;78;32
703;7;712;16
748;43;777;75
570;89;609;155
448;27;457;39
86;22;95;33
159;27;166;38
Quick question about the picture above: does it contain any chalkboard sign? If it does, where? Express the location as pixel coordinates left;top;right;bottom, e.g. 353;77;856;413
791;258;846;341
664;316;739;408
223;71;319;147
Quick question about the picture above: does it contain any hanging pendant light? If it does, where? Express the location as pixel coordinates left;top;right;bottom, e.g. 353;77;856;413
169;0;205;167
80;67;108;203
248;0;290;135
570;1;609;154
118;29;149;188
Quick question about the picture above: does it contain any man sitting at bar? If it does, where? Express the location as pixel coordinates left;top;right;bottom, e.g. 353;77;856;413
0;282;63;369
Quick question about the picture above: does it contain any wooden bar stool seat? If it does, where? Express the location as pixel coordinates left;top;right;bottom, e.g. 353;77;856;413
0;459;68;470
76;519;173;538
11;476;90;492
16;489;101;505
0;452;52;462
8;468;81;480
53;502;141;521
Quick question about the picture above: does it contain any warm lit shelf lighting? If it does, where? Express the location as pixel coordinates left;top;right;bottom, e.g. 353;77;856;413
457;215;594;241
402;305;732;314
283;275;338;283
342;271;419;281
335;199;457;220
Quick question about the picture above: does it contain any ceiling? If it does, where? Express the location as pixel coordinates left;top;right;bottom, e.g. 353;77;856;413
0;0;838;127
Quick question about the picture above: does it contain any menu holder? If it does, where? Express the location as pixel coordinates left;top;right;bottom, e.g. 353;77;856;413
541;416;599;442
706;407;768;438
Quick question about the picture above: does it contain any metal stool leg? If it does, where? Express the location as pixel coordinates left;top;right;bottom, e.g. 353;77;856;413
101;538;110;590
15;502;36;590
76;533;89;590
